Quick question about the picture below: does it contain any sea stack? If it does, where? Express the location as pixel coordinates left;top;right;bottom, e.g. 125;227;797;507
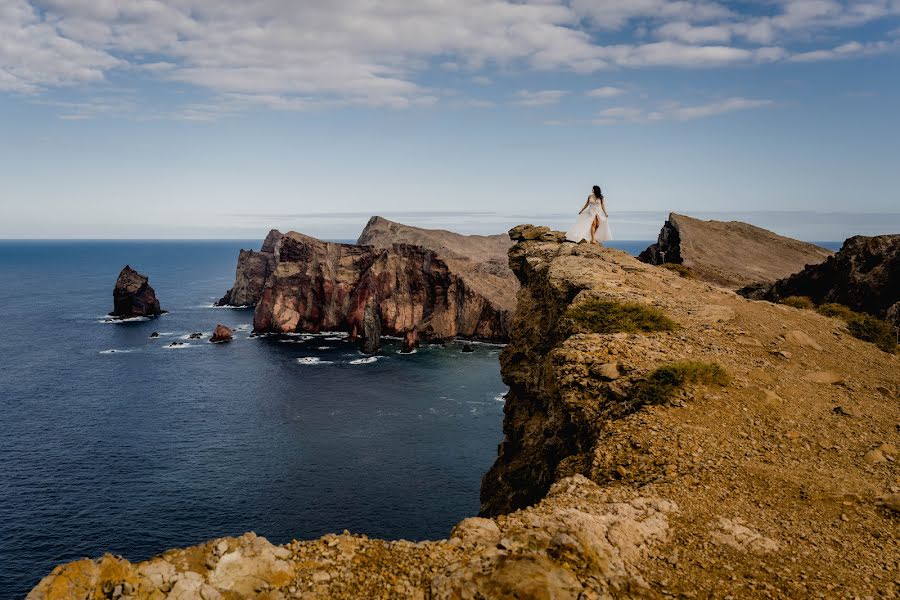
639;213;833;288
110;265;164;318
210;324;234;344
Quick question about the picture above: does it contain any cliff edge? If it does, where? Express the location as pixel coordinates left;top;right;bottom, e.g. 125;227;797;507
639;213;833;288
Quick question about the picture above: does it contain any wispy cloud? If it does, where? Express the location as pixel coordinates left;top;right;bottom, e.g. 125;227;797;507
586;86;626;98
593;97;773;124
514;89;569;107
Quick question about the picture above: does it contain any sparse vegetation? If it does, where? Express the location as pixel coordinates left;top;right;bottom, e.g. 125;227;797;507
778;299;897;353
781;296;815;310
630;360;730;407
816;302;857;321
563;299;677;334
661;263;693;278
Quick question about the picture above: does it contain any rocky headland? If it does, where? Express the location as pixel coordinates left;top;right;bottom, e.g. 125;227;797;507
742;234;900;327
32;225;900;599
219;219;515;349
110;266;164;318
639;213;834;288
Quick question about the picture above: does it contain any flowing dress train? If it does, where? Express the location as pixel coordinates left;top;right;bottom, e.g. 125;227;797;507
565;195;613;243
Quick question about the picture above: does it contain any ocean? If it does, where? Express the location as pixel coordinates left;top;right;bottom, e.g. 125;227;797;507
0;238;840;597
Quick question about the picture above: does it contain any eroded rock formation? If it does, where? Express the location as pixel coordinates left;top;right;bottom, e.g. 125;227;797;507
110;266;164;318
253;232;509;348
639;213;833;288
742;234;900;326
216;229;283;307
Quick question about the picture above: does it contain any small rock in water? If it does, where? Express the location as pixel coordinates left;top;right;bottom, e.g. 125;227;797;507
462;344;475;353
210;324;233;344
149;332;160;338
188;332;203;340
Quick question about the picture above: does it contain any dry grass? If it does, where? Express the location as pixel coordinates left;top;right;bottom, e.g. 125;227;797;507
782;296;815;310
631;360;730;407
564;299;677;335
661;263;693;278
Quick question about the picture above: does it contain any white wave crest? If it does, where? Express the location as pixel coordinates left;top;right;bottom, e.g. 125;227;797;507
349;356;379;365
99;349;134;354
297;357;332;365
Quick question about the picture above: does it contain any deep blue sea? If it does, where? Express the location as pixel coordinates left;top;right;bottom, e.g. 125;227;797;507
0;238;839;598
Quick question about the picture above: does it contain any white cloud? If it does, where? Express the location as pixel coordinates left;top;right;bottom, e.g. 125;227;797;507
514;89;568;106
0;0;897;112
593;97;773;124
586;86;626;98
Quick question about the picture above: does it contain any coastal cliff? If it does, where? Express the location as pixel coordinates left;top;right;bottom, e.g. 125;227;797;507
29;226;900;599
253;231;509;344
216;230;283;307
639;213;833;288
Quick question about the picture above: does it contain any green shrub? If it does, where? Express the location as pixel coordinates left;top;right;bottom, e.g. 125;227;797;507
564;299;677;334
815;303;897;353
816;303;858;321
846;315;897;353
782;296;815;310
631;360;730;406
662;263;693;278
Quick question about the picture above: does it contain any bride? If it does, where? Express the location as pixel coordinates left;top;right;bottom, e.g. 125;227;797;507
566;185;613;244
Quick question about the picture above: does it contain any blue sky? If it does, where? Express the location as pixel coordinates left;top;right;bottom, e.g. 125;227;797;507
1;0;899;239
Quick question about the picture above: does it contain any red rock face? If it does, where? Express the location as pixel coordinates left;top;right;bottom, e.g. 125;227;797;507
252;232;509;344
210;324;234;343
111;265;164;318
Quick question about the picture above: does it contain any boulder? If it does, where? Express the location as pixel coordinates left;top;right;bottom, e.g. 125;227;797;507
210;324;234;344
741;234;900;326
110;265;164;318
401;329;419;354
639;213;833;289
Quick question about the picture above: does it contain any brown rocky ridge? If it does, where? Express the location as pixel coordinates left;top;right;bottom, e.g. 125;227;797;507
639;212;834;288
31;225;900;599
218;218;515;350
742;234;900;327
110;265;165;318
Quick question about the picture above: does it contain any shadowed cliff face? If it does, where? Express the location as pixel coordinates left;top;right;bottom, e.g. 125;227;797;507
252;232;509;343
216;229;283;307
639;213;833;289
742;234;900;326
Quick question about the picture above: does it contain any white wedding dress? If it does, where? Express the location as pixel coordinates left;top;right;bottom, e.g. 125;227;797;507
566;195;613;243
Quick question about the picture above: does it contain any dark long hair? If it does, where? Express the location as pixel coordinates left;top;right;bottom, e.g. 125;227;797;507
592;185;604;200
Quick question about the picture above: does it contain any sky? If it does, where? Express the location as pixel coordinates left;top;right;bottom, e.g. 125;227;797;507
1;0;899;240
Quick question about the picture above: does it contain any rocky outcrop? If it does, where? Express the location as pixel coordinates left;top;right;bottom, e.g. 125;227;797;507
742;234;900;325
251;231;509;346
110;266;164;318
216;229;283;307
28;476;677;600
210;324;233;344
639;213;833;288
357;216;517;314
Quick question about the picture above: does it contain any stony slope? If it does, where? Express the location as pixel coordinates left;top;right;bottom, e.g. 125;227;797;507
639;213;834;288
30;225;900;599
742;234;900;326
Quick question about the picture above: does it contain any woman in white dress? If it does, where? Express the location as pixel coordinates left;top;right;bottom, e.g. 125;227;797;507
566;185;613;244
